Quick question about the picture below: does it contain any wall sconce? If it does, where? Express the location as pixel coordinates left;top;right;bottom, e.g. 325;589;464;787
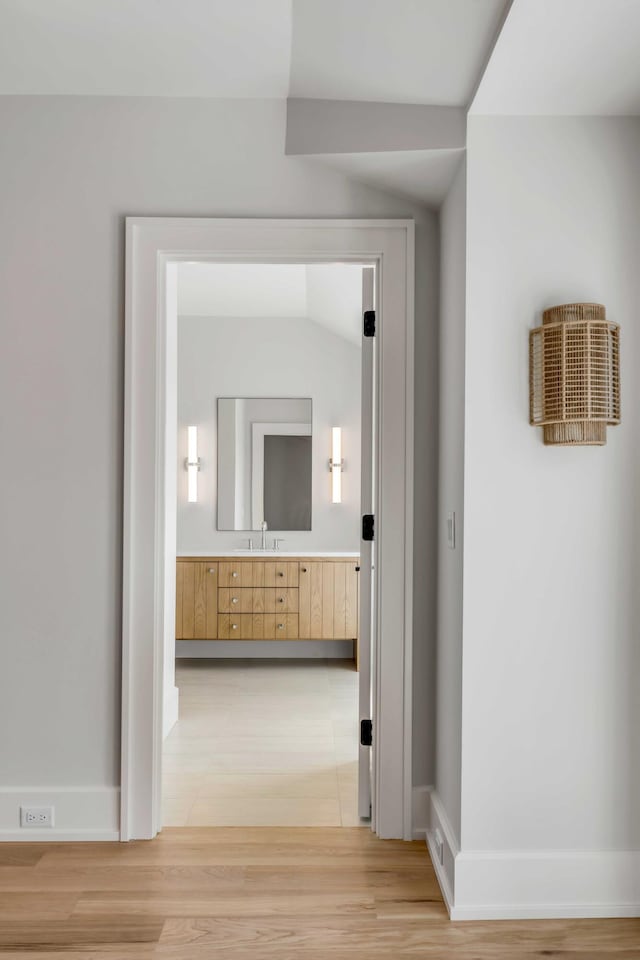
185;425;201;502
529;303;620;445
329;427;344;503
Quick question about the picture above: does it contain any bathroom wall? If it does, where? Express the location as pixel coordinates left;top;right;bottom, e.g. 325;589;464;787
177;314;362;554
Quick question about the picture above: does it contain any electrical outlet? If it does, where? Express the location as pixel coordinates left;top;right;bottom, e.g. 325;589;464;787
434;828;444;865
20;806;54;828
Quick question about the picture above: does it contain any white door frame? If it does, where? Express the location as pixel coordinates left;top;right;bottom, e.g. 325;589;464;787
122;218;415;841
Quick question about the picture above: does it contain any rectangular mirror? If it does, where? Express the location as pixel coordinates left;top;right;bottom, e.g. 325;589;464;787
217;398;312;531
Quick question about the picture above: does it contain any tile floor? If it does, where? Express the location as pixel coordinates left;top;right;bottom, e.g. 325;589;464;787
162;658;365;828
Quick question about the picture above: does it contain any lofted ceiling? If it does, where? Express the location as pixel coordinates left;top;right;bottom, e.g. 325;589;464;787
0;0;509;207
0;0;507;104
289;0;508;105
471;0;640;115
2;0;635;210
177;263;363;347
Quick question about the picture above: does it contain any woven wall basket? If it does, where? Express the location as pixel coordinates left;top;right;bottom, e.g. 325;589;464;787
529;303;620;446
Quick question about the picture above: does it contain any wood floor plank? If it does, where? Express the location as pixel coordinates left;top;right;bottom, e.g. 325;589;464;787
156;915;640;957
0;845;47;867
0;828;636;958
0;891;79;920
73;890;375;918
0;916;164;949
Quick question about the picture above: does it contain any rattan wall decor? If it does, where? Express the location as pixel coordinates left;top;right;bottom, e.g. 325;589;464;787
529;303;620;446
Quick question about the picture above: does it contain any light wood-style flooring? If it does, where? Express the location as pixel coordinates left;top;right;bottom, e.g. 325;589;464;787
163;659;362;827
0;827;638;958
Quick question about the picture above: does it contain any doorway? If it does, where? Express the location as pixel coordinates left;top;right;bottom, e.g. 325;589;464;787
164;261;369;828
122;218;414;841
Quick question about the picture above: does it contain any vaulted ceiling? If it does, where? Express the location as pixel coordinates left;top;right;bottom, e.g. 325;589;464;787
1;1;638;208
0;0;506;103
471;0;640;115
177;263;364;346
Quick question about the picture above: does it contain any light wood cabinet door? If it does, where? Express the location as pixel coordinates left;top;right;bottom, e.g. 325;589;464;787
299;561;359;639
298;562;324;638
176;561;217;639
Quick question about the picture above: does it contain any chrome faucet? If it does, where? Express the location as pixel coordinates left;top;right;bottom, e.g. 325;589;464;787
260;520;268;550
273;538;285;551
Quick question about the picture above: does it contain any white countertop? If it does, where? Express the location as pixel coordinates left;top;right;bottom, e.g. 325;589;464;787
178;550;359;558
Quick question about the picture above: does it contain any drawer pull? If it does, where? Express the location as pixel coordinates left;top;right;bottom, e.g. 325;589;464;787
301;567;308;572
232;571;238;578
278;571;284;578
277;623;284;630
231;623;238;630
208;568;216;574
278;597;285;603
231;597;239;604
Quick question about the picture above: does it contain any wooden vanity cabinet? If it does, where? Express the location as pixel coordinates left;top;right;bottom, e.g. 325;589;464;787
175;561;218;639
298;562;358;640
176;557;359;658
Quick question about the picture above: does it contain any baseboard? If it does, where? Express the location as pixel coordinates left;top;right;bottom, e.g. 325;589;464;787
426;789;458;915
0;787;120;841
424;788;640;919
452;849;640;920
163;684;179;738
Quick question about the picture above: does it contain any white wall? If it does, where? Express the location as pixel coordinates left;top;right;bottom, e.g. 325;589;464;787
457;116;640;915
0;96;438;835
433;158;466;866
177;316;361;553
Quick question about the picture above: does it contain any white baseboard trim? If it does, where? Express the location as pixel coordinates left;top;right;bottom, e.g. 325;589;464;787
425;789;640;919
452;849;640;921
0;787;120;842
163;684;179;738
426;789;458;916
411;784;432;839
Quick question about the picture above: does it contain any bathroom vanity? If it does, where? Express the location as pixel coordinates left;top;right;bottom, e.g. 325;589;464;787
176;553;360;664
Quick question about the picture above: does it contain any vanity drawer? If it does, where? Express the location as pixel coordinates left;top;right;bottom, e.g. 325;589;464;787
218;612;299;639
218;587;299;614
264;588;299;613
218;588;254;613
218;560;299;588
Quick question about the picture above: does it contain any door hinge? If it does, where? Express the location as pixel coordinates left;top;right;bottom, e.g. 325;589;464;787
362;514;374;542
363;309;376;337
360;719;373;747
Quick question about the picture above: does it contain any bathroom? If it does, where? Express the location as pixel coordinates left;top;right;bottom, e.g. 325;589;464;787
163;261;371;828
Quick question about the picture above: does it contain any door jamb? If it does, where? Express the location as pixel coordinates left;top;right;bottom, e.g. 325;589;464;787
122;218;415;841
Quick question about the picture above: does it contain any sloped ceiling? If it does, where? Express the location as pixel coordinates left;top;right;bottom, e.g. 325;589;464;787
0;0;506;104
472;0;640;115
177;263;363;346
290;0;508;105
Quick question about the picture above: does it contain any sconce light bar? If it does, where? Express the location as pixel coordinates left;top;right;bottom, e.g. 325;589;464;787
529;303;620;446
185;425;201;502
329;426;344;503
